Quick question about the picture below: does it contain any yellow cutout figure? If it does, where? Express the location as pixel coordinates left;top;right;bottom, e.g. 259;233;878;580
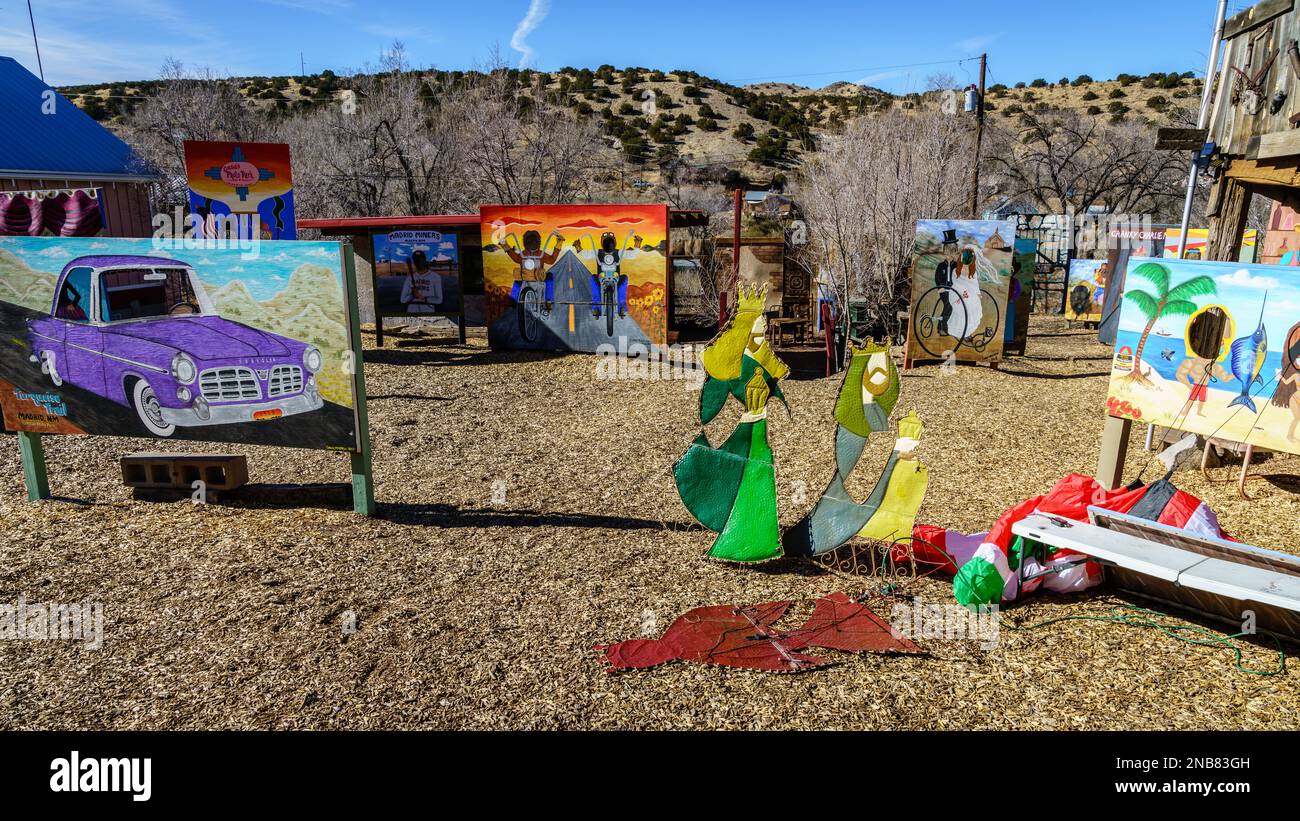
858;411;929;543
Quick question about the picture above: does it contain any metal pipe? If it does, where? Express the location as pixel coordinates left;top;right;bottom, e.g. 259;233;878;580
1176;0;1230;260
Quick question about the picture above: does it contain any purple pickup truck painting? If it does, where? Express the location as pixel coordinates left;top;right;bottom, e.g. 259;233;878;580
26;254;324;437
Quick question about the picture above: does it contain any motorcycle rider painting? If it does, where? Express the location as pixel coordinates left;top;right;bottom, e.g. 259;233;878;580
504;229;563;310
578;230;638;319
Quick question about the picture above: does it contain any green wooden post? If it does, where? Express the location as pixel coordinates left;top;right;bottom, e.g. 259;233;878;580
16;431;50;501
342;242;376;516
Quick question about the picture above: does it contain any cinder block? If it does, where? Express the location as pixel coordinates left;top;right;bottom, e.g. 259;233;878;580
120;453;249;491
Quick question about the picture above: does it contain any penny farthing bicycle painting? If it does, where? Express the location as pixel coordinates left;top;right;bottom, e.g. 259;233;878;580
906;219;1016;365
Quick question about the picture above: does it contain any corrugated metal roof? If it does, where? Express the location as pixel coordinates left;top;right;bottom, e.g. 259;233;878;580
0;55;150;180
299;215;482;233
304;209;709;233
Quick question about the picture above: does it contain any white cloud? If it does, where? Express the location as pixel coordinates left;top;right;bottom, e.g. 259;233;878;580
956;32;1002;54
0;0;257;85
854;69;908;87
510;0;550;68
1216;268;1280;290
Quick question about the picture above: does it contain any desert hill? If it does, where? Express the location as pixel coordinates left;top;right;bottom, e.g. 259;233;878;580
59;66;1200;183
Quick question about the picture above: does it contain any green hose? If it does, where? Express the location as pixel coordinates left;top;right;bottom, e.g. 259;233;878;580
1006;604;1287;677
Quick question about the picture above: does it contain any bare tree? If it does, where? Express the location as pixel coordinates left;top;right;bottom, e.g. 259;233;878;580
449;53;614;205
984;108;1188;221
120;58;277;211
285;43;473;218
796;108;973;340
120;46;615;221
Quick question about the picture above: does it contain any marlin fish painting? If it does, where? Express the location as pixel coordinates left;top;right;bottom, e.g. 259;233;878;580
1228;294;1269;413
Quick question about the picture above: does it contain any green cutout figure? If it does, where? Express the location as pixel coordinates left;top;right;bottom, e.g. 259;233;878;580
674;284;789;562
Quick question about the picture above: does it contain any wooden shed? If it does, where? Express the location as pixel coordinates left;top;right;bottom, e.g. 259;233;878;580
1203;0;1300;258
0;55;154;237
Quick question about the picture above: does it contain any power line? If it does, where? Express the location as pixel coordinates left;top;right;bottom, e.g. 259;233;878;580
26;0;44;82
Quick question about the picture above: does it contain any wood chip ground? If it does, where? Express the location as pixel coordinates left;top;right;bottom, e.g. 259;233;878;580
1;316;1296;729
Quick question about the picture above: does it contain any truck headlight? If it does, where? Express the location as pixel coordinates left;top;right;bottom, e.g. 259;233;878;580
303;346;323;374
171;353;197;384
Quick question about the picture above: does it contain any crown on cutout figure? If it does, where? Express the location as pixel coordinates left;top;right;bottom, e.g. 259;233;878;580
896;410;925;443
737;282;768;313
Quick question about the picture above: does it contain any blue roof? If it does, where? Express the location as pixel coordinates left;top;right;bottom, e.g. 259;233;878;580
0;55;149;180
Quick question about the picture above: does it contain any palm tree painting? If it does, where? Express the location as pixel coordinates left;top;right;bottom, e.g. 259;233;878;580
1122;261;1217;386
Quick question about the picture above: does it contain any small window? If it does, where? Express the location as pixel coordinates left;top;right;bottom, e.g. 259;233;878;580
1188;306;1229;360
56;267;93;322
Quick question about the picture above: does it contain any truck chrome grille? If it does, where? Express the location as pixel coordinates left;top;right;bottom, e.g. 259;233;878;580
267;365;303;397
199;367;261;402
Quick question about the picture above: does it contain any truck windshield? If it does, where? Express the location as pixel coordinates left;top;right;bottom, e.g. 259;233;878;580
99;267;209;322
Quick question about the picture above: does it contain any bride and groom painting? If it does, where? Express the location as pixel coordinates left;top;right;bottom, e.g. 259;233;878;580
932;227;985;340
907;219;1016;365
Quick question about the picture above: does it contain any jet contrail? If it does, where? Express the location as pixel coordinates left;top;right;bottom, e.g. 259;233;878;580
510;0;550;68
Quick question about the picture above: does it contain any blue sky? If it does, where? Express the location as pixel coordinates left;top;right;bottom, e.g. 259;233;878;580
5;236;345;300
1;0;1239;90
374;232;460;265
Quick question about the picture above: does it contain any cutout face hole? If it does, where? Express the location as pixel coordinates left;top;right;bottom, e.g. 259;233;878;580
1188;306;1230;360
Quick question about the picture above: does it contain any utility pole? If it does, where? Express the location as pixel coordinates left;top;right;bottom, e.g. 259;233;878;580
724;186;741;326
969;52;987;218
300;52;306;76
1176;0;1229;259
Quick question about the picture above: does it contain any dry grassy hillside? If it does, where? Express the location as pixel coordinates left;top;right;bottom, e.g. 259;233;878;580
59;67;1199;182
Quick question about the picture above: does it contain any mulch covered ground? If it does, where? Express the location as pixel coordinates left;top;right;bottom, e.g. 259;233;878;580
1;316;1297;729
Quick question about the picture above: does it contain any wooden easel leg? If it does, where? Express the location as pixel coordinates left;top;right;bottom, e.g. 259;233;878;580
1097;415;1133;491
1238;444;1254;500
375;315;385;348
17;431;50;501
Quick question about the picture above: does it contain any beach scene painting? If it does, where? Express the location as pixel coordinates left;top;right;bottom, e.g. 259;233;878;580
1105;257;1300;456
906;219;1015;364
